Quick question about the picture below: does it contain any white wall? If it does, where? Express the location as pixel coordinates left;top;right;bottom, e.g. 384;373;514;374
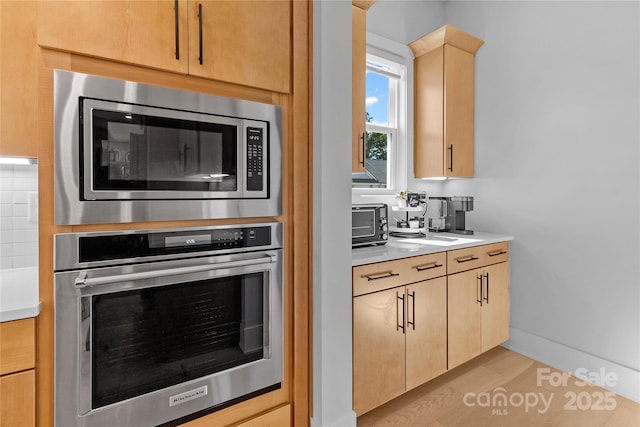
367;0;444;45
312;1;448;425
312;1;356;426
442;1;640;400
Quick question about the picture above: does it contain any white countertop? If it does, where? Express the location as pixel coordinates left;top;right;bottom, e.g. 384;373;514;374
0;267;40;322
352;231;514;266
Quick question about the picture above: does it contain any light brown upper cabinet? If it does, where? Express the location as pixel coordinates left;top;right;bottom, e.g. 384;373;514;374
352;1;376;172
37;0;291;93
352;4;366;172
188;1;291;93
409;25;483;178
37;1;190;74
1;0;38;158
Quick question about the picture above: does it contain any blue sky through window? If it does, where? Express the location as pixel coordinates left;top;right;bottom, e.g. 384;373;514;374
366;71;389;125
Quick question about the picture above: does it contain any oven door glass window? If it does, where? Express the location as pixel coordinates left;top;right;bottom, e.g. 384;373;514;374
352;210;376;238
90;108;238;194
89;272;266;409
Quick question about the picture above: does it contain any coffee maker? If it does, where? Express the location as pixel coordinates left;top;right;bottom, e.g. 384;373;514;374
427;196;474;235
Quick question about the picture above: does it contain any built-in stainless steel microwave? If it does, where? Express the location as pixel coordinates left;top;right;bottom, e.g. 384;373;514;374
53;70;282;225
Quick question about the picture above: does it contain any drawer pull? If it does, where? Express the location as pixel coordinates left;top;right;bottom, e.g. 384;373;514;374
487;250;507;257
415;262;443;272
456;255;479;263
364;271;399;281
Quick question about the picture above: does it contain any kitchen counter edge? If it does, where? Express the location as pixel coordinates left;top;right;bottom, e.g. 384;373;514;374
352;231;514;266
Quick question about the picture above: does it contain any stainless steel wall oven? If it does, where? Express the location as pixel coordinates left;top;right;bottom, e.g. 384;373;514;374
54;223;283;427
53;70;282;225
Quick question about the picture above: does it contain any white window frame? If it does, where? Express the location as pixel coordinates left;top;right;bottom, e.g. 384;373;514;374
352;33;411;197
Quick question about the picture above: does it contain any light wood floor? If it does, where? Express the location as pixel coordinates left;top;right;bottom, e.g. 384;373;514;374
358;347;640;427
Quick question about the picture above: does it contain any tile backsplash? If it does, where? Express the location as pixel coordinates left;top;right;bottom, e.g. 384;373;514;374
0;164;38;269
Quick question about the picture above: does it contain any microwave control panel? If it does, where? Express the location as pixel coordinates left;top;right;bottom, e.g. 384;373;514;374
247;127;264;191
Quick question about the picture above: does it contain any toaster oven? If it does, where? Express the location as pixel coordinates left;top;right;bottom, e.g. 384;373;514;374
352;204;388;247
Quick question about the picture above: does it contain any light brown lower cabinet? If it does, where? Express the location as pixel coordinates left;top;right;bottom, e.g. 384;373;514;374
353;276;447;416
0;318;36;427
448;261;509;369
0;370;36;427
353;242;510;416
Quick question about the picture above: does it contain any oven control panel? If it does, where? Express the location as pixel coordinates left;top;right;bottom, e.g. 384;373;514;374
75;226;274;264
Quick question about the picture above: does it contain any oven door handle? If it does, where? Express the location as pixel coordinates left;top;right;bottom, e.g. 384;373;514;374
74;254;277;287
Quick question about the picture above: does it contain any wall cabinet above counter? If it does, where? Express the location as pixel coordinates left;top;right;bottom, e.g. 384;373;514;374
37;0;291;93
410;25;483;178
1;1;38;158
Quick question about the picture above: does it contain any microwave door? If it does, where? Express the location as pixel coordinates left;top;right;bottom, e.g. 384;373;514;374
83;99;243;201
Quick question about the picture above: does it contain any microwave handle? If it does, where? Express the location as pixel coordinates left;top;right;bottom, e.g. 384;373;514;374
74;254;276;287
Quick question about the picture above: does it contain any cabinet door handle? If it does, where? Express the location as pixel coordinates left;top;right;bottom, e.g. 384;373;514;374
476;274;483;306
397;291;405;334
407;291;415;330
360;132;366;167
455;255;478;263
487;250;507;257
484;272;490;304
198;3;204;65
174;0;180;60
363;271;399;282
448;144;453;172
415;262;442;272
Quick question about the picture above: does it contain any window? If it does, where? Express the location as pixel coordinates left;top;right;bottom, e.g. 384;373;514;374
352;52;406;192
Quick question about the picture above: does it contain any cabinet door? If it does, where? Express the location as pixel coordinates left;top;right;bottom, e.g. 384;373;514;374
413;46;445;178
405;277;447;390
443;44;474;177
351;5;366;172
37;0;189;74
1;0;38;158
0;370;35;427
353;288;405;416
188;0;291;93
481;262;510;352
0;318;36;375
447;268;482;369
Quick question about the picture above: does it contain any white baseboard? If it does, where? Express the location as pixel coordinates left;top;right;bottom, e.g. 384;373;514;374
503;327;640;403
310;410;357;427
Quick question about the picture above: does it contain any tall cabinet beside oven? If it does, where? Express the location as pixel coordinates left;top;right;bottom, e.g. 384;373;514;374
32;1;312;427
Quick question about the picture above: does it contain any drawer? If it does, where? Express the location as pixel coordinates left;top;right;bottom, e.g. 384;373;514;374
353;258;407;296
400;252;447;285
353;252;447;296
447;241;509;274
0;318;36;375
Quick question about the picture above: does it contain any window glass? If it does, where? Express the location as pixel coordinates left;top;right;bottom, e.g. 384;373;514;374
352;53;404;190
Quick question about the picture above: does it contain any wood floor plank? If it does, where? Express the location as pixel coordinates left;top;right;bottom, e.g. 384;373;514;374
357;347;640;427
